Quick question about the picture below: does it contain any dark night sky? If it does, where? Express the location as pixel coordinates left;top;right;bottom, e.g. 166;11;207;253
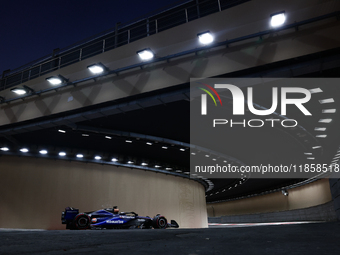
0;0;186;74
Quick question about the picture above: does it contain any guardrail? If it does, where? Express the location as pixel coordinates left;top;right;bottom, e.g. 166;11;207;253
0;0;249;91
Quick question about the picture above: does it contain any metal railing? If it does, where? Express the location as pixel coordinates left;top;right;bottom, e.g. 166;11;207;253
0;0;249;91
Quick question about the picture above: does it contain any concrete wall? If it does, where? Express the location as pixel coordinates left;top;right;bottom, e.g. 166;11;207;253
207;179;332;218
329;178;340;220
208;201;337;223
0;156;207;229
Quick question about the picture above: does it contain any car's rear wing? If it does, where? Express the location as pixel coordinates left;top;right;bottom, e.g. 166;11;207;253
61;207;79;224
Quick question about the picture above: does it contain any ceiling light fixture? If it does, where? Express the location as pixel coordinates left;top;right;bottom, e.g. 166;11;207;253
197;31;214;45
11;85;34;95
46;75;68;85
137;48;154;61
270;11;286;27
87;63;108;74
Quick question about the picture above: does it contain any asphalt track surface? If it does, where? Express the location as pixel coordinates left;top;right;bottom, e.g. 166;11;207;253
1;222;339;254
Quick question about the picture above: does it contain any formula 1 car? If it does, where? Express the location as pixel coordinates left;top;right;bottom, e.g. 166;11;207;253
61;206;179;230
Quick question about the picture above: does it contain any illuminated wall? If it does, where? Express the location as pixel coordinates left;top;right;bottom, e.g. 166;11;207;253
0;156;207;229
207;178;332;217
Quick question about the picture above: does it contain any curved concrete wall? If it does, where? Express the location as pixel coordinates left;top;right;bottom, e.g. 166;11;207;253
207;178;332;217
0;156;207;229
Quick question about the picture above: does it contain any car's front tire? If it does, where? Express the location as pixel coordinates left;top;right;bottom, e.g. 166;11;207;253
152;215;168;229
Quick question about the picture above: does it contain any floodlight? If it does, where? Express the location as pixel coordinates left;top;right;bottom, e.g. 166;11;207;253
270;11;286;27
87;63;107;74
46;75;68;85
0;147;9;151
95;156;102;160
20;148;29;153
137;48;154;61
59;152;66;156
39;150;48;155
197;31;214;45
11;85;34;95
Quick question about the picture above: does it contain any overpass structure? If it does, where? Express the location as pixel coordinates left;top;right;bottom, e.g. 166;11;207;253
0;0;340;229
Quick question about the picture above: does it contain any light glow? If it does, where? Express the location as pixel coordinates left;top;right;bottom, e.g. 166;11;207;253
88;64;105;74
270;12;286;27
39;150;48;155
198;31;214;45
20;148;29;153
59;152;66;156
46;77;62;85
11;88;27;95
1;147;9;151
137;49;154;61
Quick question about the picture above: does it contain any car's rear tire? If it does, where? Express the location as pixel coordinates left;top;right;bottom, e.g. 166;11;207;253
152;215;168;229
74;214;90;230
